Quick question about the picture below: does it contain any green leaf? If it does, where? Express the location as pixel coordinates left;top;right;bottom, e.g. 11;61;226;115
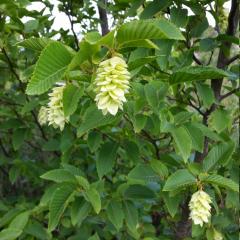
150;159;168;179
170;66;229;85
123;201;139;238
75;176;90;190
0;209;23;228
171;126;192;162
12;128;26;150
140;0;170;19
0;228;22;240
119;39;159;49
184;123;204;153
87;131;102;152
17;37;52;51
124;140;140;163
71;198;91;226
106;200;124;231
96;141;118;179
128;164;158;185
9;211;30;230
84;187;101;214
163;192;181;217
26;42;72;95
209;109;231;133
24;221;51;240
170;7;188;28
48;184;76;231
68;40;99;70
133;114;147;133
41;169;77;183
77;105;116;137
201;175;239;192
117;19;184;45
163;169;196;191
63;84;83;117
124;184;156;200
128;56;157;71
196;83;215;108
88;233;100;240
203;142;235;172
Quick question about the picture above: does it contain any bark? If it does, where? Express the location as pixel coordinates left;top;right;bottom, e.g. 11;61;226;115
97;0;109;36
194;0;239;163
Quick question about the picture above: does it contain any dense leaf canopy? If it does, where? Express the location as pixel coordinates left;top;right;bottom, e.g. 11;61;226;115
0;0;239;240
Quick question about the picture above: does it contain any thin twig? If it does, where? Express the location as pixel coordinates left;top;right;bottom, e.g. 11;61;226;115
220;87;240;101
226;54;239;65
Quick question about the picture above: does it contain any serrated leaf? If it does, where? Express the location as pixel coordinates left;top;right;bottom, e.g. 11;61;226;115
202;175;239;192
170;66;229;85
41;169;77;183
24;221;51;240
196;83;215;108
106;200;124;231
163;169;196;191
17;37;52;51
184;123;204;153
0;209;23;228
48;184;76;231
123;201;139;236
170;7;188;28
96;141;119;179
124;184;156;199
171;126;192;162
128;164;158;185
209;109;231;133
203;142;235;172
77;105;116;137
140;0;170;19
117;19;184;45
87;131;102;152
84;187;101;214
26;42;72;95
12;128;27;150
0;228;22;240
124;140;140;163
150;159;168;179
88;233;100;240
63;84;83;117
163;192;181;217
119;39;159;49
71;198;91;226
9;211;30;230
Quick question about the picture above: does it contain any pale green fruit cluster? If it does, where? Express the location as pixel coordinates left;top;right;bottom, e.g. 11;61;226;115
38;85;68;131
38;106;48;126
189;190;212;226
94;56;130;115
47;85;69;131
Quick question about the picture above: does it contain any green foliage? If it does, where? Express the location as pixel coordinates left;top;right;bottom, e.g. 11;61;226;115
0;0;239;239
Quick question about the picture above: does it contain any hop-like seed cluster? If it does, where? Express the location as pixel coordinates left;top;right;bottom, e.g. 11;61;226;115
94;56;130;115
213;229;223;240
189;190;212;226
47;85;68;131
38;106;48;126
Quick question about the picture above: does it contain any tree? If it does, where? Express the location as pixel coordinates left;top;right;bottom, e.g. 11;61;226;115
0;0;239;239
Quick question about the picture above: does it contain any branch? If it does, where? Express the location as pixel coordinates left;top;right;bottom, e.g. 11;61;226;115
1;47;48;141
97;0;109;36
196;0;240;162
193;53;203;65
226;54;239;65
62;1;79;50
220;87;240;101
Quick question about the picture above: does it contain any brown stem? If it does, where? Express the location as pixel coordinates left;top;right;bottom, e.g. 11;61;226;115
97;0;109;36
1;47;48;141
